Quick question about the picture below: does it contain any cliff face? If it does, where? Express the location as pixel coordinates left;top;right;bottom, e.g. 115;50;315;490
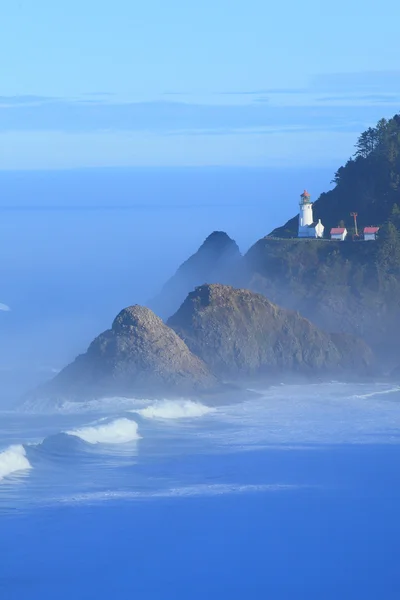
239;237;400;363
144;227;400;363
168;284;375;379
149;231;241;319
35;305;219;401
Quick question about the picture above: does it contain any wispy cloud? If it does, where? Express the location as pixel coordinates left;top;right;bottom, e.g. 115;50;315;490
0;71;397;145
0;96;393;134
163;71;400;101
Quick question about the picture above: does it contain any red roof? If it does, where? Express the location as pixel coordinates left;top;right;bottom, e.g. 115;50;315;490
330;228;346;234
301;190;311;197
363;227;379;234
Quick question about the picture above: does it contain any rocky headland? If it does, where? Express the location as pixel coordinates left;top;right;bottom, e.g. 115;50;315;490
27;114;400;402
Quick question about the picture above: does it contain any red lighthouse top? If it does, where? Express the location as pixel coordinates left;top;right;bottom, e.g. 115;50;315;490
301;190;311;198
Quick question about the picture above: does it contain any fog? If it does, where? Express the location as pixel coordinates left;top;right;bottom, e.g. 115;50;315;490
0;166;332;401
3;167;400;599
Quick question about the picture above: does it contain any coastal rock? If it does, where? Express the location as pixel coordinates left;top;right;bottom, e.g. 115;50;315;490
168;284;375;379
149;231;241;319
33;305;219;401
239;236;400;363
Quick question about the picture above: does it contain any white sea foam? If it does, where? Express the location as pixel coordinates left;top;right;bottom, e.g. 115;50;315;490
0;445;32;481
203;382;400;447
0;303;10;312
56;483;303;505
21;395;151;415
134;399;215;420
66;418;141;444
351;387;400;400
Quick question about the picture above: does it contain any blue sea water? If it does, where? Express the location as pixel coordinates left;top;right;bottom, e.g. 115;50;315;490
2;385;400;599
2;167;400;599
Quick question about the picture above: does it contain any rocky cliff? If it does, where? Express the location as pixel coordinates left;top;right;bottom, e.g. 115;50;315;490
239;236;400;363
150;228;399;365
168;284;375;380
149;116;400;364
34;305;219;401
149;231;241;319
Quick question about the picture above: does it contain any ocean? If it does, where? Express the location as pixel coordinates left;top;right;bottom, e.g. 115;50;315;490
1;167;399;599
2;384;400;599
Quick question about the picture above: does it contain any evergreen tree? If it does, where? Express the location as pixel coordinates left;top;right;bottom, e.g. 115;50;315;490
272;112;400;238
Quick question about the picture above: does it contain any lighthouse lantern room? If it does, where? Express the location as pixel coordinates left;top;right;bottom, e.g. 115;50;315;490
298;190;324;238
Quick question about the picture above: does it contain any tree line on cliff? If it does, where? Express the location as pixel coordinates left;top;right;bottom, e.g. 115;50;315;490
272;113;400;244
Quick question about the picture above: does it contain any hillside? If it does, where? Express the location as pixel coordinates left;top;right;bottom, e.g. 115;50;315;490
271;114;400;238
245;116;400;361
237;236;400;362
144;114;400;368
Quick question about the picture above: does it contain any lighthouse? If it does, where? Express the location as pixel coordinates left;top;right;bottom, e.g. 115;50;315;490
298;190;324;238
299;190;313;228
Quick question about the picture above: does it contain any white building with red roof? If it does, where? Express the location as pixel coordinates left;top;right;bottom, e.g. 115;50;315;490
330;227;347;241
363;226;379;241
298;190;324;238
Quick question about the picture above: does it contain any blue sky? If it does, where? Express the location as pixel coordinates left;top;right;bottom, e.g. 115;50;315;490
1;0;400;168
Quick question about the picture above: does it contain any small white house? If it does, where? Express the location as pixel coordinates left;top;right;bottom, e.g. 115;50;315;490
330;227;347;241
363;226;379;241
298;219;325;238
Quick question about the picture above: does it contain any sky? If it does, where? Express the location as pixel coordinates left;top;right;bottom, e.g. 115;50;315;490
1;0;400;169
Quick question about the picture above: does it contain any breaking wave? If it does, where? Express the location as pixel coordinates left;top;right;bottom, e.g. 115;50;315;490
0;444;32;481
66;418;141;444
134;399;215;420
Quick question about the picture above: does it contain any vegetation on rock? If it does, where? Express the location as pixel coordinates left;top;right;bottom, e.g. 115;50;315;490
152;116;400;366
239;237;400;362
271;113;400;238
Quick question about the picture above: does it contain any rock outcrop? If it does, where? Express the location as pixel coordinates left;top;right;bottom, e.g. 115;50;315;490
149;231;241;319
33;305;219;401
168;284;375;379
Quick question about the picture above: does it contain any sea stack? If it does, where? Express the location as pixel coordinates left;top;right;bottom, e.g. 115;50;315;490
30;305;219;402
168;284;375;380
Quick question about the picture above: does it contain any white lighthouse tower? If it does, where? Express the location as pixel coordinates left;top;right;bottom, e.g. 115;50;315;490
299;190;313;228
298;190;324;238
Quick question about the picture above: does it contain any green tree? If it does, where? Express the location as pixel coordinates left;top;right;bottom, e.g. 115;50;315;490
354;127;379;158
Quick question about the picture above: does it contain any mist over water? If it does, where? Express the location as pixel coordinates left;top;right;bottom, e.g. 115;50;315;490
0;167;333;402
1;167;399;599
